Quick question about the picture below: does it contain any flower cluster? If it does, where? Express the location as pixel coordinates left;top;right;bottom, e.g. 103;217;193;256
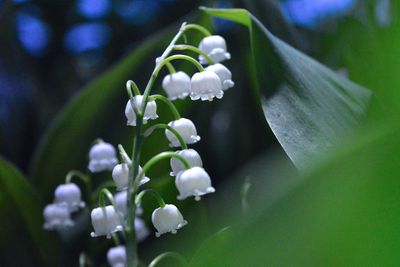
43;22;232;267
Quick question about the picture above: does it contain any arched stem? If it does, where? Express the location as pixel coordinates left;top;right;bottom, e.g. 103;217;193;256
183;23;211;36
148;252;188;267
65;170;92;203
142;152;190;176
149;94;181;120
144;123;187;149
98;188;116;207
154;55;204;77
135;189;166;208
118;144;132;165
126;80;141;97
165;62;176;74
174;44;214;65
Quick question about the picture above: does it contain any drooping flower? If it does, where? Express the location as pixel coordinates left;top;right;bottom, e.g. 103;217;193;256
125;95;158;126
152;204;187;237
88;141;118;173
114;190;143;217
170;149;203;176
175;167;215;201
112;163;150;191
54;183;85;212
135;217;150;242
190;70;223;101
90;205;123;238
162;71;191;100
205;63;234;91
165;118;200;147
107;246;126;267
198;35;231;65
43;204;74;230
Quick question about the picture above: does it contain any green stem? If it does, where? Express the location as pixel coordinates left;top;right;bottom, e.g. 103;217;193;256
90;180;115;204
98;188;115;207
154;54;205;77
65;170;92;203
127;22;188;267
126;80;141;97
183;24;211;36
111;233;121;246
118;144;132;165
142;152;191;175
135;189;166;208
174;44;214;64
165;62;176;73
79;253;89;267
144;123;187;149
149;94;181;120
148;252;188;267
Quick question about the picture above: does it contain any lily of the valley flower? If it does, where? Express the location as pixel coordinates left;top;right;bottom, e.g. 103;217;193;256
114;190;143;217
151;204;187;237
165;118;200;147
112;163;150;191
125;95;158;126
175;167;215;201
135;217;150;242
170;149;203;176
190;70;223;101
162;71;191;100
205;63;234;91
43;204;74;230
90;205;123;238
54;183;85;212
88;141;118;173
107;246;126;267
198;35;231;65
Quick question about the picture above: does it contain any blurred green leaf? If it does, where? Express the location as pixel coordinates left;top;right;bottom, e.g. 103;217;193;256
0;157;62;266
202;8;371;171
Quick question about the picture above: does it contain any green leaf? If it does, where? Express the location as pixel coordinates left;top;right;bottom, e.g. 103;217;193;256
29;27;177;196
202;7;371;171
0;157;62;266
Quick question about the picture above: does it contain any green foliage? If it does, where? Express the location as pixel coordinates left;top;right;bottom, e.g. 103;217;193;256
202;7;371;171
0;158;62;266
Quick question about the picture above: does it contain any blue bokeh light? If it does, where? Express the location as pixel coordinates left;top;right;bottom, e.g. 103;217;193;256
15;12;50;56
76;0;111;19
115;0;161;25
280;0;357;28
64;23;111;54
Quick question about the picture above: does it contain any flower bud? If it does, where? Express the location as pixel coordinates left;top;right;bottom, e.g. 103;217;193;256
90;205;123;238
112;163;150;191
175;167;215;201
198;35;231;64
165;118;200;147
43;204;74;230
170;149;203;176
107;246;126;267
151;204;187;237
190;70;223;101
114;190;143;217
88;141;118;173
54;183;85;212
162;71;191;100
125;95;158;126
135;217;150;242
205;63;234;91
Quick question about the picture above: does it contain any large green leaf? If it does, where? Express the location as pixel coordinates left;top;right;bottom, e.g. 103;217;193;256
202;8;371;171
29;27;178;197
0;157;62;266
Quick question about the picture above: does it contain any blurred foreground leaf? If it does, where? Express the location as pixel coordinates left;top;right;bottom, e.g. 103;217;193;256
0;157;62;266
202;7;371;171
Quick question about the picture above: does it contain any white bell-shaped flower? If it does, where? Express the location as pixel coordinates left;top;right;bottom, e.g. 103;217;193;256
152;204;187;237
162;71;191;100
112;164;150;191
125;95;158;126
190;71;223;101
114;190;143;217
165;118;200;147
90;205;123;238
175;167;215;201
107;246;126;267
88;141;118;173
205;63;234;91
43;204;74;230
135;217;150;242
54;183;85;212
198;35;231;65
170;149;203;176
